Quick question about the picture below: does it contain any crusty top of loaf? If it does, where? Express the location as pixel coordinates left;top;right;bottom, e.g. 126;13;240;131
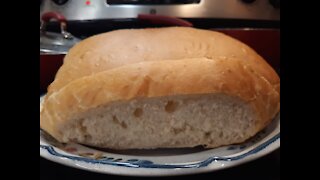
47;27;279;95
40;58;279;141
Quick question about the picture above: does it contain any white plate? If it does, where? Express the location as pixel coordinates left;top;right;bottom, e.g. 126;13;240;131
40;96;280;176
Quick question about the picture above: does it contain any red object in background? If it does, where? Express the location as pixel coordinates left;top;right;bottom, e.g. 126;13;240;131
215;29;280;70
41;11;67;24
40;54;64;92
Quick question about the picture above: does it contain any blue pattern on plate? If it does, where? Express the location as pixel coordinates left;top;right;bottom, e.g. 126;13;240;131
40;133;279;169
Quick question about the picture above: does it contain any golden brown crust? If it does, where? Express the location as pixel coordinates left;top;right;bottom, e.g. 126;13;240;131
47;27;279;96
40;58;279;141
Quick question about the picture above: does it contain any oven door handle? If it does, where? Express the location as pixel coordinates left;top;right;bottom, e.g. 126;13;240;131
137;14;193;27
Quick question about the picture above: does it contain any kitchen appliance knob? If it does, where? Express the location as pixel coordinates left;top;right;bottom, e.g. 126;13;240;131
52;0;69;5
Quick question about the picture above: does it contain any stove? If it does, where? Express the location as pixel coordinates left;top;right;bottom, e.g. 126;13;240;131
40;0;279;21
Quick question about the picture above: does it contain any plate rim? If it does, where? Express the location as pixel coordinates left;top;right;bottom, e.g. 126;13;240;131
40;138;280;176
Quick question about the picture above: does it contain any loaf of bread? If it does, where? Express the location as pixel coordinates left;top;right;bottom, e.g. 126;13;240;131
40;27;280;149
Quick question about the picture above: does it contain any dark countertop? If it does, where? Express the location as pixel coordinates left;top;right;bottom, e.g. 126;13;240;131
40;148;280;179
